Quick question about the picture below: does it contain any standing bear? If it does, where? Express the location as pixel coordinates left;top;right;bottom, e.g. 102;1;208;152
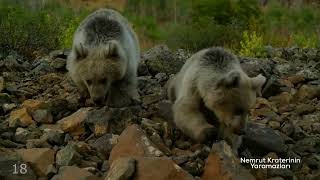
67;9;140;107
168;47;266;143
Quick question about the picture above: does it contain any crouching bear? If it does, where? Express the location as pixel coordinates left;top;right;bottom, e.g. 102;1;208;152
67;9;140;107
168;47;266;146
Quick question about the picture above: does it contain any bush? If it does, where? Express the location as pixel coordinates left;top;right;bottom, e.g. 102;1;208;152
164;0;261;51
292;33;318;48
239;31;265;57
165;22;241;51
0;1;88;59
262;0;320;47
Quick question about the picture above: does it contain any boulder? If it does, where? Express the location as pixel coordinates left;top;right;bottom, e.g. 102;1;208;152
56;144;82;167
109;124;164;162
57;108;91;136
16;148;55;177
105;157;136;180
51;166;100;180
243;123;287;154
90;133;119;159
202;141;255;180
9;108;35;128
132;157;194;180
0;148;37;180
142;44;185;75
0;76;4;92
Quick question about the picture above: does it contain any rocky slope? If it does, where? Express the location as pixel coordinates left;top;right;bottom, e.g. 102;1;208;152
0;45;320;180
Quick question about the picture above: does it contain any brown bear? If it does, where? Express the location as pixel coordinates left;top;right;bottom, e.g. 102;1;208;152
67;9;140;107
168;47;266;144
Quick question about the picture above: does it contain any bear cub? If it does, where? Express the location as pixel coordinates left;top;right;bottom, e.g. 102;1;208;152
67;9;140;107
168;47;266;146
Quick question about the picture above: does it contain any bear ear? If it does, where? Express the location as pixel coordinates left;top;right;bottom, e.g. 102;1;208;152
217;71;240;89
104;40;120;59
251;74;266;96
75;43;88;60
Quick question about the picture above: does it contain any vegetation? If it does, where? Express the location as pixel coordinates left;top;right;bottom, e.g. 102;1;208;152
125;0;320;54
0;0;319;59
0;0;88;58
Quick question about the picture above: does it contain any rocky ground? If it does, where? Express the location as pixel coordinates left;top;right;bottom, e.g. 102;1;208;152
0;45;320;180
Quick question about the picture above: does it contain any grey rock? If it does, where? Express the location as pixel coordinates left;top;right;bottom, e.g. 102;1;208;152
295;104;316;115
142;44;184;75
51;166;99;180
274;63;293;76
175;140;191;150
267;168;293;179
292;126;308;140
297;68;320;80
142;93;164;106
262;75;283;98
240;57;275;78
31;61;54;75
50;58;66;70
50;49;69;59
42;129;65;146
0;138;24;148
46;164;58;179
293;137;320;156
182;158;204;176
2;103;17;112
137;63;150;76
1;131;14;140
85;107;111;136
31;109;53;124
172;155;189;165
90;134;119;158
26;138;51;149
281;121;294;136
303;154;320;170
0;93;11;104
0;76;4;92
56;143;82;167
14;128;41;144
155;73;168;83
243;123;287;154
155;100;173;121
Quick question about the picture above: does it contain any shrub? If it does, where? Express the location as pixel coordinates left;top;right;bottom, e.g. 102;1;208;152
239;31;265;57
262;0;320;48
126;14;164;41
164;0;261;51
0;1;88;59
165;22;241;51
292;33;318;48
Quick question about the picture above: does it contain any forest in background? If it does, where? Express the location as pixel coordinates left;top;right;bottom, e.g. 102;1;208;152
0;0;320;58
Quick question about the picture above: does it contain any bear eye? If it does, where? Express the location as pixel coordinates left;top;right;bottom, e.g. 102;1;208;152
86;80;92;85
99;78;107;84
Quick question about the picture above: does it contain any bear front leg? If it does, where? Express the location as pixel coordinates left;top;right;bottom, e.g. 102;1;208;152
107;78;140;108
218;123;243;155
173;98;216;142
75;81;89;104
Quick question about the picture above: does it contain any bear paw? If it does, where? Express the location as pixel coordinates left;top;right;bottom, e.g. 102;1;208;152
197;126;217;143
